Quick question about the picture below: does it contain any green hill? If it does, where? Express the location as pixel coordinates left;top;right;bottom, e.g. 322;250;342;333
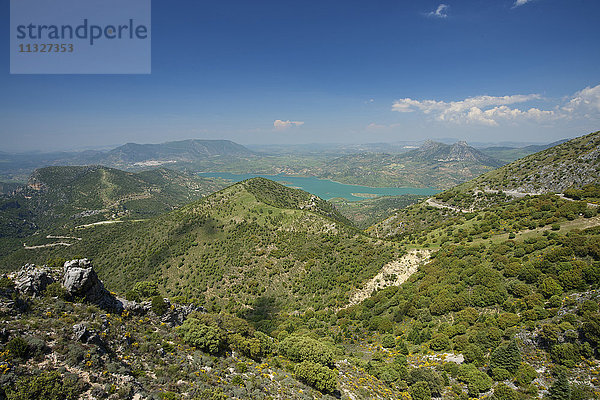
1;178;403;316
0;166;226;254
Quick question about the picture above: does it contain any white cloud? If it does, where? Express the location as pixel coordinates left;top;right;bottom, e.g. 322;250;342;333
392;94;547;125
513;0;532;7
391;84;600;127
427;4;449;18
273;119;304;130
562;85;600;116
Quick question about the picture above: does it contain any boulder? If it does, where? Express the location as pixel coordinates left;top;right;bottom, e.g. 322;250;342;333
12;264;54;297
63;259;122;311
73;323;104;347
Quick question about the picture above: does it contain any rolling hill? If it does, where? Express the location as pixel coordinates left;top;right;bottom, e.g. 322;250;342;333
1;178;404;315
0;166;227;254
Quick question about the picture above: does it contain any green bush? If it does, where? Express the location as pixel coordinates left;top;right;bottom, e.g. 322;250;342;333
44;282;68;299
6;371;85;400
515;363;537;386
279;335;334;367
429;333;450;351
463;343;485;365
409;381;432;400
490;340;521;374
6;336;29;360
547;370;570;400
151;296;168;316
294;361;337;393
456;364;492;394
381;334;396;348
493;383;519;400
127;281;160;301
178;318;224;354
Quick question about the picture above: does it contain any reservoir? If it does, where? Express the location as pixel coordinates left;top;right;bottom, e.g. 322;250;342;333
199;172;439;201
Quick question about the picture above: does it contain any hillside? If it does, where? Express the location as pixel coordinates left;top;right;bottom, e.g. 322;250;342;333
0;166;226;254
0;178;404;314
461;131;600;194
311;141;502;189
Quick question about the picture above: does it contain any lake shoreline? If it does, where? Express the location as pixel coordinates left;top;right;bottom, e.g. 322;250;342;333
198;172;440;201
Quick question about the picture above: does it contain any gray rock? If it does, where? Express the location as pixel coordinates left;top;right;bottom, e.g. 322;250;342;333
73;323;104;347
160;301;205;327
63;259;123;311
12;264;54;297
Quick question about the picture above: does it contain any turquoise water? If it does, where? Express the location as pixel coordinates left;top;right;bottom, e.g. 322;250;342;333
199;172;439;201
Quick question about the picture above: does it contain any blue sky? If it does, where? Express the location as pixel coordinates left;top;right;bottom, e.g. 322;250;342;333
1;0;599;151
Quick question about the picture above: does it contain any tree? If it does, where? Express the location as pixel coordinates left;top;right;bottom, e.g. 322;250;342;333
178;318;224;354
546;371;570;400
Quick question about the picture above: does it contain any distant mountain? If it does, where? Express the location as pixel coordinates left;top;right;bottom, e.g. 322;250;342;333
480;138;569;163
310;141;502;189
407;140;503;166
0;139;256;182
104;139;255;165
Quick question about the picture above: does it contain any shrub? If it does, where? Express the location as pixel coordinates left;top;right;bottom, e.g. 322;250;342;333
490;340;521;374
492;367;511;381
279;335;334;367
493;383;519;400
44;282;68;299
5;371;85;400
409;381;432;400
294;361;337;393
463;343;485;365
515;363;537;386
408;368;444;396
127;281;159;301
381;334;396;348
547;370;570;400
178;318;224;354
456;364;492;394
6;337;29;360
429;333;450;351
151;296;168;316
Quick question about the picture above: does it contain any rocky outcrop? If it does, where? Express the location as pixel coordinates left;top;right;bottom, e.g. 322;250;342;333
12;264;54;297
160;301;205;327
63;259;122;311
73;323;104;347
